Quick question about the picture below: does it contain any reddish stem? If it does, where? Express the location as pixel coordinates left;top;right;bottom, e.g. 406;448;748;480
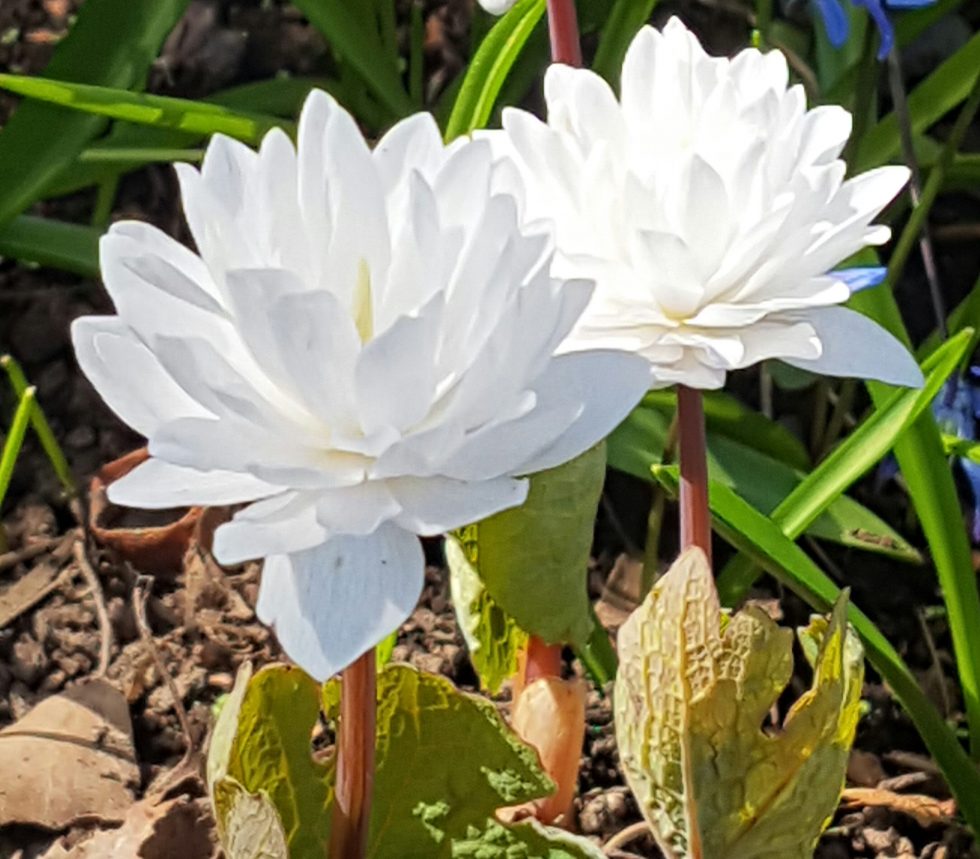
546;0;583;67
523;635;563;686
329;649;376;859
677;385;711;563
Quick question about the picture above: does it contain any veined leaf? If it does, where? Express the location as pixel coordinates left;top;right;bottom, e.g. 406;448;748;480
208;663;602;858
717;328;973;604
616;549;862;859
650;470;980;834
0;0;190;229
446;535;528;694
445;0;546;141
0;74;290;145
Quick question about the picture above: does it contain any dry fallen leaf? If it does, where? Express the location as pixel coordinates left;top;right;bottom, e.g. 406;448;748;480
841;787;956;828
0;679;139;829
41;795;216;859
89;448;201;574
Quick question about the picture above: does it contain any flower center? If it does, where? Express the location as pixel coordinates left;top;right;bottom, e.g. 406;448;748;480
353;259;374;343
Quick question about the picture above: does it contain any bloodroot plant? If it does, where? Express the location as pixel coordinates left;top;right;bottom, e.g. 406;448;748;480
73;90;649;856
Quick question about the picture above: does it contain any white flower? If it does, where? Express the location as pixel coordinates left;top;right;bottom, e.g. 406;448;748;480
478;0;518;13
72;91;650;680
486;18;922;390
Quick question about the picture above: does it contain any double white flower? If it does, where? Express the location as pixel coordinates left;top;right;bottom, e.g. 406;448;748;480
487;19;922;390
73;92;650;680
75;20;922;682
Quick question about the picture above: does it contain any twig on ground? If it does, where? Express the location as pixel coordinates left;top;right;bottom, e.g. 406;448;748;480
73;537;113;677
133;575;195;773
603;820;650;853
0;535;63;572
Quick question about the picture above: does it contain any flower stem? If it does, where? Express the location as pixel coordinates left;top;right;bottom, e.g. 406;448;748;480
546;0;582;67
677;385;711;562
329;648;376;859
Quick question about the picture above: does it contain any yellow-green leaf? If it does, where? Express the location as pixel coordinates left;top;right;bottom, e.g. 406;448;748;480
446;532;528;694
209;663;602;858
615;549;864;859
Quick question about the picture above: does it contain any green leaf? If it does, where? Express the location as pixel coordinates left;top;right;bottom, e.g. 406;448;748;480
0;74;291;145
450;444;604;647
0;215;100;276
649;470;980;834
607;400;919;562
856;31;980;171
209;663;602;858
642;389;811;470
208;664;333;858
615;550;862;859
291;0;413;119
850;283;980;758
0;0;190;229
592;0;658;88
444;0;545;141
717;328;973;604
446;534;528;694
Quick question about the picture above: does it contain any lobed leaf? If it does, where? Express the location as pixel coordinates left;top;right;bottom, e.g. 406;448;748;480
615;550;862;859
208;664;602;858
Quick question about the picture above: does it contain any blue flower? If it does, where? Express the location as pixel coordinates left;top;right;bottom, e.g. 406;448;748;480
933;372;980;543
877;369;980;543
813;0;935;59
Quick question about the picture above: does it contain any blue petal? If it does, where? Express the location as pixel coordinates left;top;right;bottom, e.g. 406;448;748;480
885;0;936;9
854;0;895;57
959;459;980;543
813;0;850;46
833;266;887;293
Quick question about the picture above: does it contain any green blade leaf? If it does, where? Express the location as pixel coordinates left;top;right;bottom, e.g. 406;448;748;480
0;215;100;276
291;0;412;119
856;31;980;171
718;328;974;604
592;0;658;87
850;283;980;759
0;0;190;229
607;400;919;562
650;469;980;834
643;389;811;470
0;74;291;145
444;0;546;141
616;550;862;859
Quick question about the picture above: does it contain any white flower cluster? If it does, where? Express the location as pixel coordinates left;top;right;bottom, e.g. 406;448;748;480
75;21;917;680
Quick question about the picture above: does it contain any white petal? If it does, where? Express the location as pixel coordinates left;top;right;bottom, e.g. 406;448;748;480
373;112;445;194
390;475;528;534
783;306;923;387
213;491;327;564
315;481;401;534
255;524;424;680
108;458;280;509
355;295;443;434
71;317;205;436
